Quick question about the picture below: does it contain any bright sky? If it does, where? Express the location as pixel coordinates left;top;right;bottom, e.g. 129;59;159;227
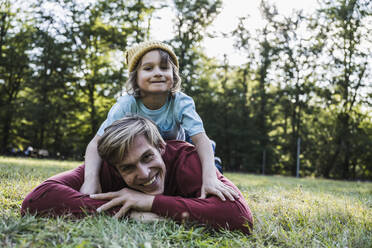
151;0;319;65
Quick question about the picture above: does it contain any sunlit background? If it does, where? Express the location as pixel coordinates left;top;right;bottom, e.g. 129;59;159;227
152;0;319;65
2;0;371;180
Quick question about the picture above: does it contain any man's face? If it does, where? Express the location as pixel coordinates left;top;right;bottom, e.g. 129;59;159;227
115;135;166;195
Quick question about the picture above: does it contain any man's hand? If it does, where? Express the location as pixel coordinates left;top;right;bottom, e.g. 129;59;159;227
80;178;102;195
90;188;155;218
129;211;164;222
199;176;239;201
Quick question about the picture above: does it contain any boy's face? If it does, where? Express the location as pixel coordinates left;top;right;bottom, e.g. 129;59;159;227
137;50;174;96
115;134;166;195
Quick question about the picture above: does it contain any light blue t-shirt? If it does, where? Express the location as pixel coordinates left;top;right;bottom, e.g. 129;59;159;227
97;92;205;140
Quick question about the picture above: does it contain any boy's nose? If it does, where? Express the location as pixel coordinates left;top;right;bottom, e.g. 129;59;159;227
153;67;162;76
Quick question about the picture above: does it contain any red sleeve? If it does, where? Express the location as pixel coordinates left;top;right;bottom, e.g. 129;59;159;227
21;163;125;217
153;141;253;234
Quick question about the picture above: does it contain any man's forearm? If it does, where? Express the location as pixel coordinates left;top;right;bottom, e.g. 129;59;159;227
151;195;253;234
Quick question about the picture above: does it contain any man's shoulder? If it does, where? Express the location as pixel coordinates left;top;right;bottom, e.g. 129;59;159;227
162;140;196;168
163;140;202;196
163;140;194;159
165;139;192;147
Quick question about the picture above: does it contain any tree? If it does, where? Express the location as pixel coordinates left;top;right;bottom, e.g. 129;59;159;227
265;6;320;176
311;0;371;178
0;0;32;153
231;3;280;173
170;0;222;94
65;0;155;138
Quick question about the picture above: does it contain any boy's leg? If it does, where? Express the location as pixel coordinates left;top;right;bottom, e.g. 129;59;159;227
214;157;223;174
210;139;223;174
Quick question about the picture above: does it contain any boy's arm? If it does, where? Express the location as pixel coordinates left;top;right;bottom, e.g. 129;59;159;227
80;135;103;194
191;132;238;201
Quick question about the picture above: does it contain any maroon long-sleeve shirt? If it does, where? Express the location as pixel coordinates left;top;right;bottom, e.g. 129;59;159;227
21;140;253;234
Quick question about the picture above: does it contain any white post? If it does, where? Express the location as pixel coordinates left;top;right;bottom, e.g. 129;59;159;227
262;149;266;175
296;137;301;178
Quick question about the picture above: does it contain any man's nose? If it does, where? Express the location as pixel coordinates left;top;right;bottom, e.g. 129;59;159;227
136;164;150;178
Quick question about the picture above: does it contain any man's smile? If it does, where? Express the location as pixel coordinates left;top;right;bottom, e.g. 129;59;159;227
142;174;157;186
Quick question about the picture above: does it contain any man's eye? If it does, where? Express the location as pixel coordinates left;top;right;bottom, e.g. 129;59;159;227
143;154;154;163
120;165;134;172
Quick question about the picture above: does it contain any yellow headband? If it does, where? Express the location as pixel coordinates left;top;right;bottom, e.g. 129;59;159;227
125;41;179;72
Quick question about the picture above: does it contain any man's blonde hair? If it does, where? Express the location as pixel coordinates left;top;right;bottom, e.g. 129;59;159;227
97;115;165;166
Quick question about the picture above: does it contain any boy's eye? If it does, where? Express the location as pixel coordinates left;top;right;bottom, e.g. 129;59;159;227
143;66;152;71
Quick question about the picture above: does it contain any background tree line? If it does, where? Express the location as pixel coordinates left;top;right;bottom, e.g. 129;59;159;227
1;0;371;180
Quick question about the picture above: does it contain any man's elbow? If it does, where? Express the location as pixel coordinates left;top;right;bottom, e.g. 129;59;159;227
234;213;254;235
21;190;38;216
218;200;253;234
226;206;253;235
20;182;61;217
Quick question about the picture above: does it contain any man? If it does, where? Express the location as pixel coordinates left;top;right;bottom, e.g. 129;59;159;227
21;116;253;234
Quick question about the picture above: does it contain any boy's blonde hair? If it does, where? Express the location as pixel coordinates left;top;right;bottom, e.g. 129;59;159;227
97;115;166;166
125;41;182;98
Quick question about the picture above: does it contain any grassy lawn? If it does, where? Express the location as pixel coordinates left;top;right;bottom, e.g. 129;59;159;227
1;156;371;247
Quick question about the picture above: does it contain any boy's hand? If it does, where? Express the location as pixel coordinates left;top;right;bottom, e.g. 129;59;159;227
199;177;239;201
80;178;102;195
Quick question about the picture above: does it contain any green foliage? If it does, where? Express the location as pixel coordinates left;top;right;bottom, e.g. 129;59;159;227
0;0;33;153
0;0;371;179
171;0;222;93
0;0;156;158
308;0;372;179
223;0;372;178
1;157;371;247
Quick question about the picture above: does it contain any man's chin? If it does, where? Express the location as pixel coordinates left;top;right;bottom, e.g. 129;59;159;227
143;187;164;195
140;173;164;195
133;183;164;195
147;192;163;195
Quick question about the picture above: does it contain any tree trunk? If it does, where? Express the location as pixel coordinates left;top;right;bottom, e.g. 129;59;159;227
1;106;12;154
89;83;97;136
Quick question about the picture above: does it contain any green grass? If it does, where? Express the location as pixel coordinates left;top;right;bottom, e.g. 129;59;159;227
1;156;371;247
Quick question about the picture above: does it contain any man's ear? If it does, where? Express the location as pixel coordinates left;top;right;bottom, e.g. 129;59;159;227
157;143;166;155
